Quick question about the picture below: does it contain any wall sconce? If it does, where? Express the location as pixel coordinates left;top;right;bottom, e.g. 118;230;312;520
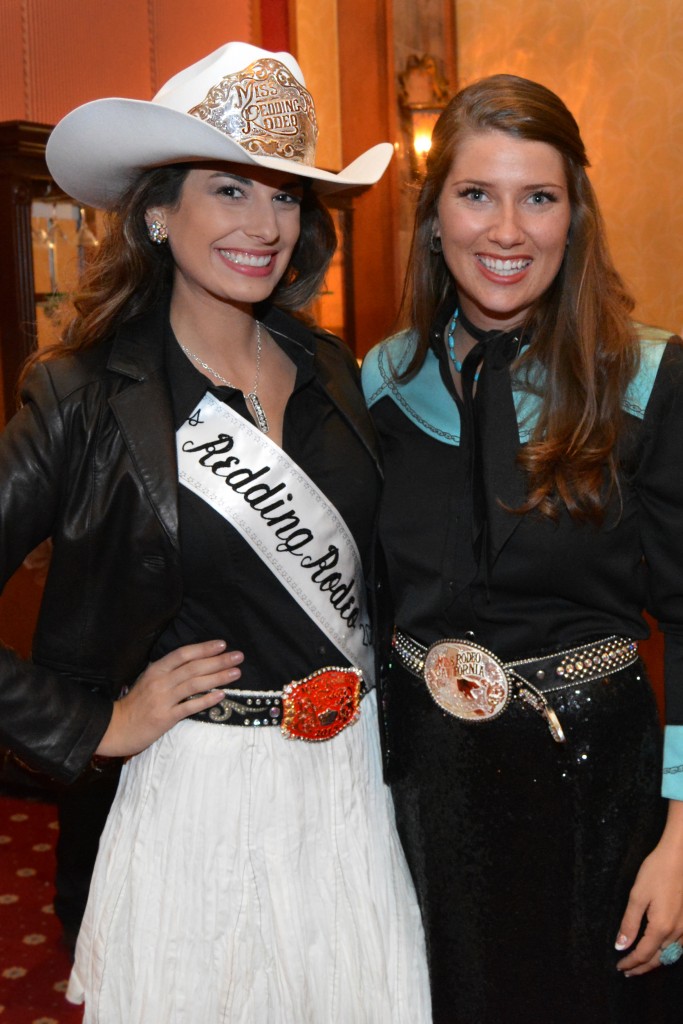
398;55;450;177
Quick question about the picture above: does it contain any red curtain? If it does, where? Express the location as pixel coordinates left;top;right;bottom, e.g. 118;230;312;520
259;0;290;51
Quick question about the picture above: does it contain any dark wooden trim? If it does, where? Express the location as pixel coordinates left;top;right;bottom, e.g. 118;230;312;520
0;123;55;419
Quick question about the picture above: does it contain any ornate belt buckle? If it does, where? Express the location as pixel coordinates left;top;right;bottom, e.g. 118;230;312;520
281;667;363;742
423;640;510;723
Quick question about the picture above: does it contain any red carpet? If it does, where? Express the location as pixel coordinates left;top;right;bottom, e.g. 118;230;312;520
0;793;82;1024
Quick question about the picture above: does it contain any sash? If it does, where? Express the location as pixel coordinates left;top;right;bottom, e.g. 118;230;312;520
176;392;374;684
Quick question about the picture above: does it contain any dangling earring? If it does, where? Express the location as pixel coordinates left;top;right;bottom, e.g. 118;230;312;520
429;234;442;254
148;219;168;245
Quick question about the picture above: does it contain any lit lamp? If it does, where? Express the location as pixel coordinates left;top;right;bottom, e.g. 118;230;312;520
398;55;450;177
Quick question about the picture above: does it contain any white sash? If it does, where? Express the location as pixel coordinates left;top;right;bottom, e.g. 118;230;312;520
176;392;374;684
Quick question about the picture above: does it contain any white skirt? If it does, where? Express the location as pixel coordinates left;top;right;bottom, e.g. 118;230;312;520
67;690;431;1023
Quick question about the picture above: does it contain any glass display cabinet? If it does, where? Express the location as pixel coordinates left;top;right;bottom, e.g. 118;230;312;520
0;121;104;423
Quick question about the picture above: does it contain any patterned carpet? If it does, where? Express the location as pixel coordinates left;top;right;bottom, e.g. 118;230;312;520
0;791;82;1024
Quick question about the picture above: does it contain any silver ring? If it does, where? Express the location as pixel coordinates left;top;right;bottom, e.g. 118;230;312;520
659;942;682;966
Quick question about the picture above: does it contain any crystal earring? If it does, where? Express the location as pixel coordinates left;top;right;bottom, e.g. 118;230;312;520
148;219;168;245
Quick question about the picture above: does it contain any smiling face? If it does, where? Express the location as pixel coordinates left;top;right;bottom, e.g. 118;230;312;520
145;164;303;315
434;130;572;330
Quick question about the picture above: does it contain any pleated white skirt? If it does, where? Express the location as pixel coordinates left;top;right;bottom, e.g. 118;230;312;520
67;690;431;1023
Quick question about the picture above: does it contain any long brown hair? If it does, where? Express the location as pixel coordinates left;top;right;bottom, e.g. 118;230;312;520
23;163;337;367
400;74;638;521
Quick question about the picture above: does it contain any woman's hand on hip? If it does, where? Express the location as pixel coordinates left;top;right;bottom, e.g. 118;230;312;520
94;640;243;758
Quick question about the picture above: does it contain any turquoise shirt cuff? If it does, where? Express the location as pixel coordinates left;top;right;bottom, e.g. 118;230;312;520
662;725;683;800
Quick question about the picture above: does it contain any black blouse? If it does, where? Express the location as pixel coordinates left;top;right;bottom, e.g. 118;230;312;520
365;317;683;725
151;315;379;692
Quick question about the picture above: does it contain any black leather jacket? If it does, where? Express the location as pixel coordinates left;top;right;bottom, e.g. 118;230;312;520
0;303;381;782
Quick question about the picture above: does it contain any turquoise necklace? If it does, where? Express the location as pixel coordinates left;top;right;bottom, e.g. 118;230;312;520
447;306;524;382
447;307;480;382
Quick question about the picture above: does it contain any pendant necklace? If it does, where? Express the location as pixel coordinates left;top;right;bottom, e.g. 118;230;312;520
180;321;269;433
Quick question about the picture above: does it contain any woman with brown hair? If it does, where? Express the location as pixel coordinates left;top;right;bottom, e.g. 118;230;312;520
363;73;683;1022
0;42;431;1023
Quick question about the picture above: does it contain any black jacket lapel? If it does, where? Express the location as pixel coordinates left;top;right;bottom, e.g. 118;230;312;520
107;311;180;549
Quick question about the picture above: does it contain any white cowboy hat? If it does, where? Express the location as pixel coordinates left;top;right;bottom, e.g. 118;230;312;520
46;41;393;209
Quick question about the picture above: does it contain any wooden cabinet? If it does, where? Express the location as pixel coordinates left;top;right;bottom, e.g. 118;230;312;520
0;121;104;424
0;121;55;423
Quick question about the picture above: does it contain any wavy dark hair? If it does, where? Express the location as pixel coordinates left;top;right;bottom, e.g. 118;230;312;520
400;74;638;521
25;162;337;361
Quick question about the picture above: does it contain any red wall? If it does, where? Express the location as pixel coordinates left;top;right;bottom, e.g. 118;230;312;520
0;0;258;124
259;0;291;51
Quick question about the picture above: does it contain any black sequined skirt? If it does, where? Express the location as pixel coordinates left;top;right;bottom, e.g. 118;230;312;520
385;657;682;1024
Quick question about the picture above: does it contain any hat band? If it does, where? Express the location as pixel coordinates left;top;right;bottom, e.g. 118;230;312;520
187;57;318;165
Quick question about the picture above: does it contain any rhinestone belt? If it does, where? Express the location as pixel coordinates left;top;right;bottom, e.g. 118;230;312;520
192;688;284;728
391;632;639;743
189;666;366;742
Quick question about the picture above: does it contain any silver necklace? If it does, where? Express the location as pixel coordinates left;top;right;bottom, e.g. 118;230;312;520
180;321;269;433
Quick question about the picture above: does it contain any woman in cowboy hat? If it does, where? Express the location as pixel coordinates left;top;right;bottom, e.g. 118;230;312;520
0;42;430;1023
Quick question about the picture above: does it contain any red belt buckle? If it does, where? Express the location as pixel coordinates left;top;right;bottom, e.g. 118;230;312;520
281;667;363;742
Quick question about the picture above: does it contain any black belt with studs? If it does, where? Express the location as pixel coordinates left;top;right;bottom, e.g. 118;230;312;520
391;632;639;744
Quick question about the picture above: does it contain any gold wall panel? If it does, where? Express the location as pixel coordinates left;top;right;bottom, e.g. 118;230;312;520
294;0;342;171
456;0;683;336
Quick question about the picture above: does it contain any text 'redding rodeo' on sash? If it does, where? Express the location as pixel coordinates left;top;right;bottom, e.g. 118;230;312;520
176;392;375;684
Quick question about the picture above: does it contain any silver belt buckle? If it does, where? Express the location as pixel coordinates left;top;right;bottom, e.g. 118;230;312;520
424;640;510;722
